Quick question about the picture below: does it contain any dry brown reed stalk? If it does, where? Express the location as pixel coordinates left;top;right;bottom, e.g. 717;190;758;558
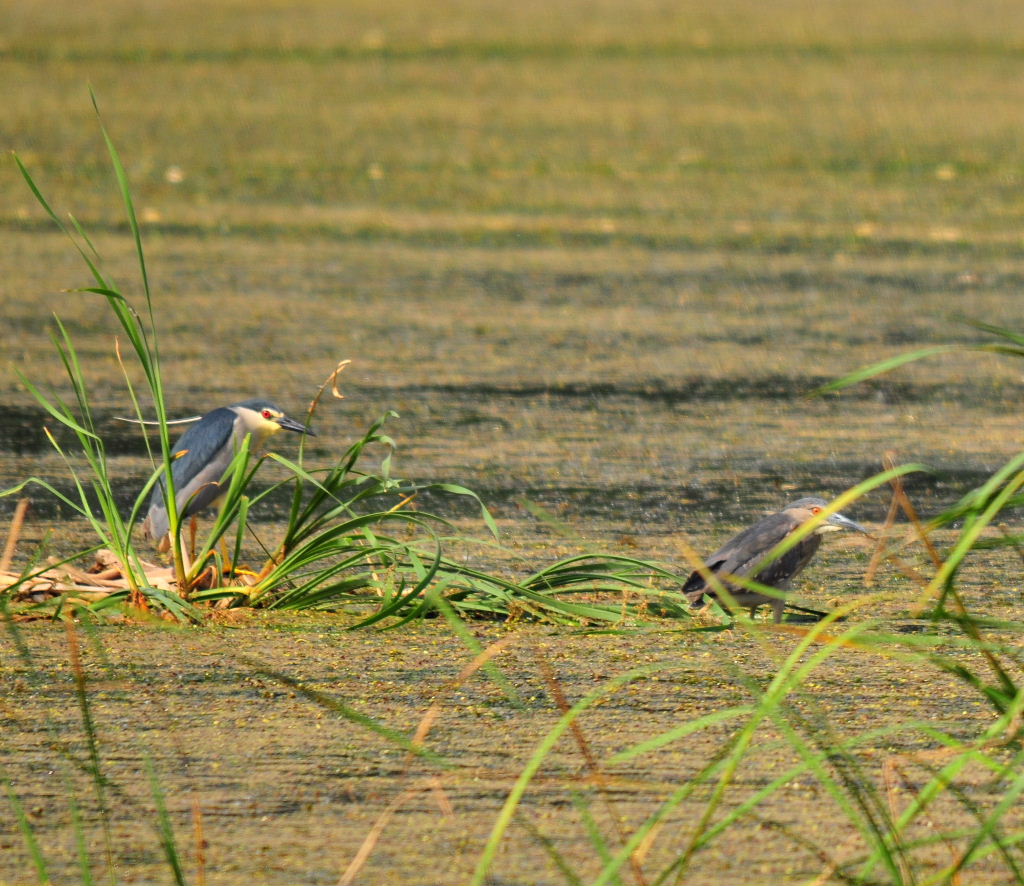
337;777;452;886
811;691;1024;883
874;454;1013;689
537;648;649;886
247;358;352;585
0;507;214;612
408;633;518;754
887;452;943;568
65;617;84;687
631;819;665;872
867;552;930;590
337;634;517;886
307;358;351;418
674;534;732;624
0;498;30;574
864;462;903;588
192;796;207;886
866;452;943;590
2;548;180;606
806;830;873;886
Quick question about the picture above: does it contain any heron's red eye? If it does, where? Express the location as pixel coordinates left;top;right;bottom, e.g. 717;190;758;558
811;506;821;514
262;409;272;420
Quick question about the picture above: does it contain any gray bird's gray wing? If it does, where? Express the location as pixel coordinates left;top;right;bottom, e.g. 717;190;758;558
144;407;237;538
683;512;800;600
752;533;822;588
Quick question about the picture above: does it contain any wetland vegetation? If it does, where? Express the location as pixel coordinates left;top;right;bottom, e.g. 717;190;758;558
3;1;1024;883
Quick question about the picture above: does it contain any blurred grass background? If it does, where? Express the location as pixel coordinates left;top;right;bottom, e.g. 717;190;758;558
5;0;1024;384
7;0;1024;231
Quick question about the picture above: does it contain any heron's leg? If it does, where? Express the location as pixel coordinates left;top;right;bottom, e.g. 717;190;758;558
156;528;171;554
771;598;785;623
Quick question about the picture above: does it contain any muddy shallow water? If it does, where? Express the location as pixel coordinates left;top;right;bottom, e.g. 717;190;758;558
5;2;1024;879
2;229;1022;884
1;610;1011;885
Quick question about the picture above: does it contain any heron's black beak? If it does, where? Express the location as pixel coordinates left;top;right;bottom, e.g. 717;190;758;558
824;511;868;534
276;415;316;436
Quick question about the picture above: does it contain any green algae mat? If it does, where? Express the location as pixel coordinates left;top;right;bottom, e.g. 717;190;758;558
3;1;1024;882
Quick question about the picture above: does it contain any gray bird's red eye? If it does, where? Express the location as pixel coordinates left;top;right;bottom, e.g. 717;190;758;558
262;409;272;419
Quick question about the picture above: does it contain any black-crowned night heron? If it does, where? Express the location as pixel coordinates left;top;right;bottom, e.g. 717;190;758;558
683;496;867;623
141;399;315;550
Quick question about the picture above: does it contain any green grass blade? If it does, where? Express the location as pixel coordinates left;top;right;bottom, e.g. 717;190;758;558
2;772;51;885
64;768;95;886
427;593;524;706
514;812;587;886
469;663;676;886
572;791;617;877
240;658;449;766
143;755;188;886
958;317;1024;348
90;89;152;307
812;346;957;395
14;154;111;291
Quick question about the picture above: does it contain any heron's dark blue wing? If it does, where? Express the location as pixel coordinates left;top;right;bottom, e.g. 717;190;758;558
143;407;237;538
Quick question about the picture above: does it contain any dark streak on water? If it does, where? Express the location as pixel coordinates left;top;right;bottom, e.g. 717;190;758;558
0;372;1008;539
414;466;996;525
2;216;1021;260
1;462;994;528
365;377;1023;405
1;373;1019;454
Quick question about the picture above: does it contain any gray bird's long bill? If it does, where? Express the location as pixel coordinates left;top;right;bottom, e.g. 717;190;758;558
825;512;868;533
276;416;316;436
